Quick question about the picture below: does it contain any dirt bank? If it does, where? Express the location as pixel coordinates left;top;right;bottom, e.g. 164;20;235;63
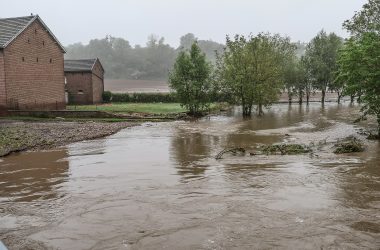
0;120;137;157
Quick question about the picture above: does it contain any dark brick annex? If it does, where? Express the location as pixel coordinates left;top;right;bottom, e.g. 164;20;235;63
64;58;105;105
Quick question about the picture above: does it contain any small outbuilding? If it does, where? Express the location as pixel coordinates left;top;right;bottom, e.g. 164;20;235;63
64;58;105;105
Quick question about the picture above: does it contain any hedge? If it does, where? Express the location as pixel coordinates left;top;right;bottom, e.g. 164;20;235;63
103;91;232;103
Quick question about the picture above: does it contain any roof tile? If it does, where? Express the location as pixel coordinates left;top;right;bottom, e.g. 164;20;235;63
64;59;97;72
0;16;35;48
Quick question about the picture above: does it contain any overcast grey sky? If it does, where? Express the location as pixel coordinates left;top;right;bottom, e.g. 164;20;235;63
2;0;366;47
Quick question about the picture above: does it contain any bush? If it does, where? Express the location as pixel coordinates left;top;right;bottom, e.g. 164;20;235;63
103;91;112;103
110;92;177;103
103;91;230;104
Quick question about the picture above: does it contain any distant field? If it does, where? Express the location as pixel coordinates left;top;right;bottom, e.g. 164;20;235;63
105;79;170;93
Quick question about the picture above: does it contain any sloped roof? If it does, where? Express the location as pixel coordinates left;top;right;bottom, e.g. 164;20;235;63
64;59;98;72
0;15;65;52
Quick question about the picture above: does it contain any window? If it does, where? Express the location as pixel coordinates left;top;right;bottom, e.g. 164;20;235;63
78;90;84;95
27;38;30;44
22;57;25;62
50;58;52;63
36;57;39;62
42;41;45;46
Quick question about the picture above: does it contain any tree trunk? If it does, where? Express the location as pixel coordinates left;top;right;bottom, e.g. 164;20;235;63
321;89;326;104
377;114;380;137
242;104;251;117
306;93;310;105
350;94;355;104
258;103;264;116
298;89;303;105
288;92;292;105
337;91;341;104
357;94;362;103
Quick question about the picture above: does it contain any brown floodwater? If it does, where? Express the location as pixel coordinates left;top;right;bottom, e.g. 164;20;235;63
0;103;379;249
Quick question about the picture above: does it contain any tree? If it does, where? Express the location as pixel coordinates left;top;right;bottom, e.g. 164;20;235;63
337;0;380;136
65;35;177;80
283;53;306;105
304;31;343;104
217;33;294;117
169;42;212;115
179;33;225;63
343;0;380;36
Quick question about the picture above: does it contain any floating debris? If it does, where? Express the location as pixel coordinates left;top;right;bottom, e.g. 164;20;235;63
260;144;312;155
215;147;246;159
334;136;365;154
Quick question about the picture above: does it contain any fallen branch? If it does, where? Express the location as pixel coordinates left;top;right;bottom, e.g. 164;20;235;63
215;147;246;160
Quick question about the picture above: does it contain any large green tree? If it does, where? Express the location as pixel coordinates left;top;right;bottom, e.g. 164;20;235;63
304;31;343;104
169;42;212;115
337;0;380;136
343;0;380;36
217;33;294;117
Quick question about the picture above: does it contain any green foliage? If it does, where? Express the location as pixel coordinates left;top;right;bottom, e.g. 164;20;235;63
337;0;380;136
169;42;212;115
216;33;295;117
102;91;112;103
337;33;380;134
343;0;380;36
303;31;343;103
283;55;309;103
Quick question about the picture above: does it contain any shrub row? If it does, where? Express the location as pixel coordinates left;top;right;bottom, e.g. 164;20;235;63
103;91;232;103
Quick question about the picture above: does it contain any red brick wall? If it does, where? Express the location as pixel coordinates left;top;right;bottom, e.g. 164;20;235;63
0;50;6;110
92;60;104;104
65;72;93;104
3;19;65;110
92;74;103;104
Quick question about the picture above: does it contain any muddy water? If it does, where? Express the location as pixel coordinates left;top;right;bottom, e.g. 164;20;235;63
0;103;379;250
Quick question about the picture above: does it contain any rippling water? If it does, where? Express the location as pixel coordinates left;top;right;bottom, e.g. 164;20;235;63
0;103;379;249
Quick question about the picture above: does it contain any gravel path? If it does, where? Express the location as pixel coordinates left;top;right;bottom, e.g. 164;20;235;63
0;120;137;157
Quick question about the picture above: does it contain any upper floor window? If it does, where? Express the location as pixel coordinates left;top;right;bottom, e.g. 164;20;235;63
50;58;52;63
36;57;39;62
22;57;25;62
42;41;45;46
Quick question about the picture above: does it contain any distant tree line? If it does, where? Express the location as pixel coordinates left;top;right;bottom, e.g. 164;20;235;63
65;33;225;80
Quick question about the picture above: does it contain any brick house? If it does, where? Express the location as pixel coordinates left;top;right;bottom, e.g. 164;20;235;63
0;15;66;111
64;58;105;104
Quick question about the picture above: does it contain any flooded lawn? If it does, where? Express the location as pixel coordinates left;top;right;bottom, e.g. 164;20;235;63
0;103;379;249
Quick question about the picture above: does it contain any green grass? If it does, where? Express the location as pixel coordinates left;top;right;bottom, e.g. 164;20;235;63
67;103;187;114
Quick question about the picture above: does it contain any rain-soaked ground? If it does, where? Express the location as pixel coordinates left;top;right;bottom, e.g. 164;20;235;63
0;103;379;250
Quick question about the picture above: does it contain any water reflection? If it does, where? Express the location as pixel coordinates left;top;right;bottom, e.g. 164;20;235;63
170;128;214;181
0;150;69;202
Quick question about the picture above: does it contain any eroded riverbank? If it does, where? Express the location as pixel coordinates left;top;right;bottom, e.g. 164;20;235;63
0;120;137;157
0;103;379;249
